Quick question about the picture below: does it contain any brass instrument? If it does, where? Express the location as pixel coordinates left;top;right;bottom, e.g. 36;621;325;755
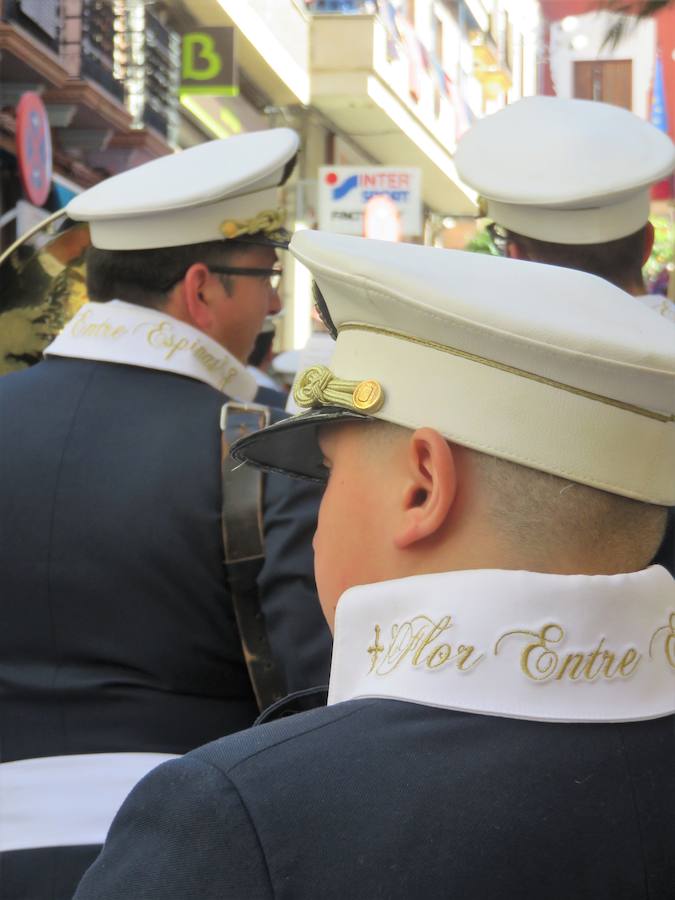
0;210;91;375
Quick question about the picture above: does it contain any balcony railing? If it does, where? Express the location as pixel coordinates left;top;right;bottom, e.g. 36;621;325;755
79;52;124;101
305;1;376;12
81;0;124;101
141;11;180;140
3;0;61;54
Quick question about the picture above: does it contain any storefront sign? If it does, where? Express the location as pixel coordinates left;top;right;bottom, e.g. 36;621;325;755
318;166;422;237
16;92;52;208
180;28;238;96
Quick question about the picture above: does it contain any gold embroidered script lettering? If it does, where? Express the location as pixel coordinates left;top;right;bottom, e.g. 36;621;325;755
367;616;484;676
218;367;238;390
494;623;642;682
144;322;191;361
193;344;224;373
70;308;127;340
135;321;232;379
649;613;675;669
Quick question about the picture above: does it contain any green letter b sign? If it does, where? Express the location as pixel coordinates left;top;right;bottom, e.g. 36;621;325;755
180;28;237;96
183;33;222;81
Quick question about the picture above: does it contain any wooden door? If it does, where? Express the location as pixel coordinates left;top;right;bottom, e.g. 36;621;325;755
574;60;632;110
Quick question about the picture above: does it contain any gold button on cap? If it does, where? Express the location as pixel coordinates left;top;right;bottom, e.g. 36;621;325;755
352;379;384;412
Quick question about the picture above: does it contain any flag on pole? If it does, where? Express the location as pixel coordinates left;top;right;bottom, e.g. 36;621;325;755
398;16;424;103
651;51;673;200
382;1;399;61
432;55;449;99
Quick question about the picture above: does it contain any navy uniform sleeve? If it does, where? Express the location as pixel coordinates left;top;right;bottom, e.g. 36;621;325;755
74;757;273;900
259;472;332;692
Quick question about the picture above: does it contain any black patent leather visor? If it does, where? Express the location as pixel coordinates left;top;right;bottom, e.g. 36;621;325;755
230;405;374;481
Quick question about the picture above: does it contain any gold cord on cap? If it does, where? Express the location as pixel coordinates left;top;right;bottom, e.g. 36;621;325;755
220;208;287;241
340;323;675;425
294;364;385;413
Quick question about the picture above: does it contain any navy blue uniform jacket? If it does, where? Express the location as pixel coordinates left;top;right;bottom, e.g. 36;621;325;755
74;698;675;899
0;357;331;899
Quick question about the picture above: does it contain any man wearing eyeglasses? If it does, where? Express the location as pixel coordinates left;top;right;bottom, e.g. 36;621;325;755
0;130;332;900
84;239;285;370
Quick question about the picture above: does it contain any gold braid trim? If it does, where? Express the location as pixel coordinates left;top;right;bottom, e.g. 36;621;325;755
220;208;287;241
339;323;675;425
294;365;384;413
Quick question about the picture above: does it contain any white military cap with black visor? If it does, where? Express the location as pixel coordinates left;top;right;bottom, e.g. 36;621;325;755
65;128;299;250
454;96;675;245
231;230;675;506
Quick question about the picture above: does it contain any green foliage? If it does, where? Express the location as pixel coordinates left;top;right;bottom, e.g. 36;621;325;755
644;215;675;279
465;226;501;256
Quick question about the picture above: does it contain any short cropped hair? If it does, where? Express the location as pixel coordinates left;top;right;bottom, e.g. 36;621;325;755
469;450;667;572
86;240;246;309
366;421;666;572
504;226;647;291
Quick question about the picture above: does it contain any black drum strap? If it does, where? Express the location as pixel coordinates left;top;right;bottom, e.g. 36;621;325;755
220;402;287;712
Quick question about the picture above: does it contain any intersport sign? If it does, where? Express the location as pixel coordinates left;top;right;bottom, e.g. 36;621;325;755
318;166;422;237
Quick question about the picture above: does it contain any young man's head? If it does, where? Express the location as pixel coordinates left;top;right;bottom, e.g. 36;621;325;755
312;421;666;626
455;97;674;296
232;232;675;628
67;129;297;362
495;224;654;295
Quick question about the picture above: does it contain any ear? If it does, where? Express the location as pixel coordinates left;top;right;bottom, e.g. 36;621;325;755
394;428;457;550
507;241;523;260
641;221;655;266
182;263;215;331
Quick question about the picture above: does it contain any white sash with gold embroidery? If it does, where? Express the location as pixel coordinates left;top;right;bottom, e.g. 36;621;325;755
328;566;675;723
45;300;257;400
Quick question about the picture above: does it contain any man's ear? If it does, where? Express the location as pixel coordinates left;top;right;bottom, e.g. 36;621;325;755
394;428;457;550
642;221;655;266
507;241;523;260
182;263;214;331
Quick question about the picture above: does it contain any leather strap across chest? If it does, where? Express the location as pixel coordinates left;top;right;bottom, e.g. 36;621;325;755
221;402;287;712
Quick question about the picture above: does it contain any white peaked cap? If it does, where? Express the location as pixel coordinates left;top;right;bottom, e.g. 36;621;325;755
66;129;299;250
232;231;675;505
455;97;675;244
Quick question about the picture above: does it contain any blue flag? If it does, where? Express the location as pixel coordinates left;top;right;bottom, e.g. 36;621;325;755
651;52;669;133
650;51;672;200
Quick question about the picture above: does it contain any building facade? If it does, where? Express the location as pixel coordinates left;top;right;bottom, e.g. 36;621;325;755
1;0;541;350
0;0;180;249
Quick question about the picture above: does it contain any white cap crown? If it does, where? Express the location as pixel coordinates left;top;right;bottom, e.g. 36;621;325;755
455;97;675;244
276;231;675;504
66;129;299;250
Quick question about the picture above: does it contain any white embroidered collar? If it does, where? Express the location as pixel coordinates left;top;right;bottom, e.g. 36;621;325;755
636;293;675;323
45;300;257;400
328;567;675;723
